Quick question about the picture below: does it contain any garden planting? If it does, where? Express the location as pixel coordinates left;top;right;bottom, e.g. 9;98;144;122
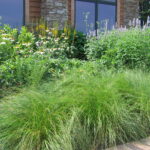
0;24;150;150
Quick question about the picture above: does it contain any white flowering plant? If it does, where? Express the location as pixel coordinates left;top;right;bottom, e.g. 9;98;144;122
0;26;36;62
0;25;18;62
34;27;86;59
13;27;36;57
0;25;86;88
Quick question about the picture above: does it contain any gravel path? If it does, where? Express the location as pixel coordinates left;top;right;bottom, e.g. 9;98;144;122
106;137;150;150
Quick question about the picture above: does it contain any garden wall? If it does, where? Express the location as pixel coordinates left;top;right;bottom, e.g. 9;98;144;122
25;0;140;28
124;0;139;26
41;0;68;28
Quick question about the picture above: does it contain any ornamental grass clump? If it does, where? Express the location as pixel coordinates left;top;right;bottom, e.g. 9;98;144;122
0;65;150;150
51;67;150;149
0;91;71;150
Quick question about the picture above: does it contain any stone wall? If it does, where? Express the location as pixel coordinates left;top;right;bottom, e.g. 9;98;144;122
39;0;140;28
41;0;68;28
124;0;139;26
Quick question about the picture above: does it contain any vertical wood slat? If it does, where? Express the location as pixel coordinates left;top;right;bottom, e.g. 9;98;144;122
68;0;75;26
25;0;30;24
25;0;41;24
117;0;125;27
29;0;41;21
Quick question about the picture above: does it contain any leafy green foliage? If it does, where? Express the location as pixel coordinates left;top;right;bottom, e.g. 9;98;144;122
85;31;118;60
0;25;86;63
0;25;18;62
86;28;150;69
0;25;86;89
35;27;87;59
0;56;82;88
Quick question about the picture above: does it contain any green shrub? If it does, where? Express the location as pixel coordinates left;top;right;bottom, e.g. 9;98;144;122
0;25;18;62
35;27;87;59
0;26;37;63
13;27;36;57
0;25;87;65
0;91;71;150
85;31;119;60
0;56;83;88
0;65;150;150
86;27;150;69
0;25;86;89
34;22;87;59
60;27;87;59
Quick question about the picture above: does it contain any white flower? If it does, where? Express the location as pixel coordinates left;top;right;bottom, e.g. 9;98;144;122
10;39;14;42
64;37;68;40
47;37;51;40
2;37;14;41
51;48;57;51
22;43;32;46
35;51;44;55
0;42;6;45
2;34;7;36
36;41;43;47
43;41;48;45
54;39;59;42
39;52;44;55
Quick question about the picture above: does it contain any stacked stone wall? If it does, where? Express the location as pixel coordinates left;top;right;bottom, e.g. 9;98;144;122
124;0;139;26
41;0;68;28
26;0;140;28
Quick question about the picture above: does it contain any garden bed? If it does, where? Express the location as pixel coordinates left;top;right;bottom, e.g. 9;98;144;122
0;25;150;150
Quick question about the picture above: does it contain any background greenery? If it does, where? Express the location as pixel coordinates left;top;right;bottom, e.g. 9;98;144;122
85;27;150;69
